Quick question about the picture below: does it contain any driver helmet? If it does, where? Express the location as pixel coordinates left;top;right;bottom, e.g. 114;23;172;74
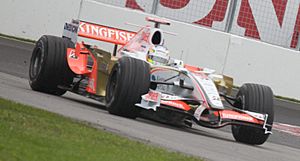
147;45;170;65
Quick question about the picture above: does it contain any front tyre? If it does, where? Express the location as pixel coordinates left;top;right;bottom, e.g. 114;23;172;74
29;35;75;95
106;57;150;119
231;83;274;145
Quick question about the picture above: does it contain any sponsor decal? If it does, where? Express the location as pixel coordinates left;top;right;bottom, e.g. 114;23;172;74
144;90;161;102
64;23;78;33
194;74;223;108
220;110;263;124
221;113;254;122
78;21;136;45
68;50;77;59
161;94;183;100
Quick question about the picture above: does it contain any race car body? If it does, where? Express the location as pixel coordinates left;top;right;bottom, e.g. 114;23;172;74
29;17;274;145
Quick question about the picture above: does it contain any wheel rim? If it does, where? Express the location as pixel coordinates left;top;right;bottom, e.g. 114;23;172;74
30;47;44;79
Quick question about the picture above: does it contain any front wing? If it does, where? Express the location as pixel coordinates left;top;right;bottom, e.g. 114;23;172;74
136;90;272;134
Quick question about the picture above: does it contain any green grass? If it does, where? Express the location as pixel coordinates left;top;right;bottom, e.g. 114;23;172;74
0;98;203;161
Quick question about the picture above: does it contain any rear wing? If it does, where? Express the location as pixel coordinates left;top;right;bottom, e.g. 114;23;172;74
63;20;136;45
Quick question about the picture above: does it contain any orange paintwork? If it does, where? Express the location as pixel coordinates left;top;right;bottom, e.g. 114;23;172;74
184;64;203;72
67;46;90;75
161;100;191;111
67;42;98;94
219;110;264;125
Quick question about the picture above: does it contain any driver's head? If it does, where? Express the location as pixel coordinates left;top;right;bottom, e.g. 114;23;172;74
147;45;170;65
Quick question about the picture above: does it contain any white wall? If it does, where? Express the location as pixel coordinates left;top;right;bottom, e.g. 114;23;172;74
0;0;81;40
0;0;299;99
223;35;300;97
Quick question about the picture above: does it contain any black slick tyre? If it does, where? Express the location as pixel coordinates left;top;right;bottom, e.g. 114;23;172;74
106;57;150;119
29;35;75;95
231;83;274;145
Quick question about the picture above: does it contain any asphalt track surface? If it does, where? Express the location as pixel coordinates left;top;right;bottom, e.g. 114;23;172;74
0;37;300;161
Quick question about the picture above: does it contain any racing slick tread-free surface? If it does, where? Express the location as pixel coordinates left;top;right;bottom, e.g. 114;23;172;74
29;35;75;95
231;83;274;145
106;57;150;119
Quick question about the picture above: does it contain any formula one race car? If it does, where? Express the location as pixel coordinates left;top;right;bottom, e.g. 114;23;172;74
29;17;274;145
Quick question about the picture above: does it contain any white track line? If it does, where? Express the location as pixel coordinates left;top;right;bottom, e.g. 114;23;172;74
273;122;300;137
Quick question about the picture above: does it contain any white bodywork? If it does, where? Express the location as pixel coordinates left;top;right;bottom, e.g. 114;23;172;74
118;24;225;110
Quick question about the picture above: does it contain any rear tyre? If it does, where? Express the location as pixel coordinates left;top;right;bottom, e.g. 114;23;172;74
106;57;150;119
231;83;274;145
29;35;75;95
